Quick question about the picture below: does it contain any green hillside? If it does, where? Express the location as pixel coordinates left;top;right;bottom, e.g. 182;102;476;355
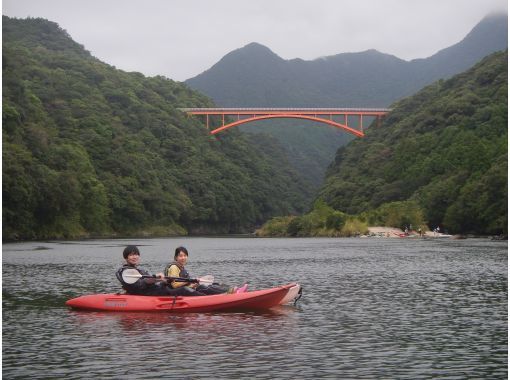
2;17;313;240
319;51;507;235
257;51;507;237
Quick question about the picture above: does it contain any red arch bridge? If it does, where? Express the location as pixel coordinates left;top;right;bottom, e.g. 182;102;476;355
179;107;391;137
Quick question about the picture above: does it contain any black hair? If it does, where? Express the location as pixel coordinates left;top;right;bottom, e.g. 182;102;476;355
123;245;140;259
174;246;189;259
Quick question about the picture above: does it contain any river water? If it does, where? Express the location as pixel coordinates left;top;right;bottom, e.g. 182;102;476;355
2;237;507;379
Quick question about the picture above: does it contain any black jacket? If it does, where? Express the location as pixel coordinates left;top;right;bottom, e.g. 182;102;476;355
116;264;159;295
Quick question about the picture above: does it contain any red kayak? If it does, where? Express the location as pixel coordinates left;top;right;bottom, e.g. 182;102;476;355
66;283;301;312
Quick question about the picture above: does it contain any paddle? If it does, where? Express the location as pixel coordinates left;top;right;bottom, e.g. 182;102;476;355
121;268;214;285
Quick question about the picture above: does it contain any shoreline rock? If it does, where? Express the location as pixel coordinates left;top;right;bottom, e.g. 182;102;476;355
367;226;455;238
367;227;406;238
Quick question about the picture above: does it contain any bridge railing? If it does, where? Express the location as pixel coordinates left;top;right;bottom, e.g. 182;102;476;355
179;107;391;114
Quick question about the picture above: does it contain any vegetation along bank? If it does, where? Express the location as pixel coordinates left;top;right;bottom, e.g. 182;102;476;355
258;51;507;237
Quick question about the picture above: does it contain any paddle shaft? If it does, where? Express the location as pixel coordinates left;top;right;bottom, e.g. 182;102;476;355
128;274;199;283
121;268;214;285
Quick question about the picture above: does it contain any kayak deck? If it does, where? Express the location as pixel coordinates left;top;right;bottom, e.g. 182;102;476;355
66;283;300;312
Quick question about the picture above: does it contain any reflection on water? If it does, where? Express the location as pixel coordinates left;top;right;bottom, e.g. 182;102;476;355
2;237;507;379
69;307;298;335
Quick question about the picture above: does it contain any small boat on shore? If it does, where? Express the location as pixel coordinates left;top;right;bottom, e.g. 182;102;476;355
66;283;301;312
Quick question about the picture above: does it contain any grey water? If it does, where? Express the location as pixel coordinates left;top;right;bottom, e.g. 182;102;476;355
2;237;507;379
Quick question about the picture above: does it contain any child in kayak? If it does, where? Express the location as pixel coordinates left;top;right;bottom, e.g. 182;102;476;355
116;245;205;296
165;246;248;295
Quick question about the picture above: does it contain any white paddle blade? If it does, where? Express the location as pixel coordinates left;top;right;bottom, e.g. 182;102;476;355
122;268;143;284
198;275;214;285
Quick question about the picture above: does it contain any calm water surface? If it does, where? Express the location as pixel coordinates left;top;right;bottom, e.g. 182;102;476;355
2;237;507;379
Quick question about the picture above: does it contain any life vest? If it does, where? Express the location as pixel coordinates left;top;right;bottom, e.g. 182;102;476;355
164;261;190;278
164;261;190;288
116;264;152;294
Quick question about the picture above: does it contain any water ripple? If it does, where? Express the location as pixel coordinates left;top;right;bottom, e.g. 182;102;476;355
2;238;507;379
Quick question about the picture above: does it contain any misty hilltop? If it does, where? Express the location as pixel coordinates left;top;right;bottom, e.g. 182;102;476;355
185;13;507;107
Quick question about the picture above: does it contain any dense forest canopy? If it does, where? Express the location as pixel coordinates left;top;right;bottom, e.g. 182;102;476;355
2;16;314;240
2;16;507;240
318;51;508;235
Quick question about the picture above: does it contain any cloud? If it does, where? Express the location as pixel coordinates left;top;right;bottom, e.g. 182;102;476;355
3;0;508;80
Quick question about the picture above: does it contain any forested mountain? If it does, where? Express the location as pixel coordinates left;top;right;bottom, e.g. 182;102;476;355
318;51;507;235
2;16;314;240
187;13;507;108
185;13;507;187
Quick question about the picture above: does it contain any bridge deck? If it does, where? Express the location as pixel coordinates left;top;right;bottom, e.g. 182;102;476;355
180;107;391;115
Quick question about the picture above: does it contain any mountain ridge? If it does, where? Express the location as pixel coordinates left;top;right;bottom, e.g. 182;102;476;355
186;13;507;106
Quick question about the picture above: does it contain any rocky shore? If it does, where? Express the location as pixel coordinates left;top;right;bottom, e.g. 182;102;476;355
366;227;453;238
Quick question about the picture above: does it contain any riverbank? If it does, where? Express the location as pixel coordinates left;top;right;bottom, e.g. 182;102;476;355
366;227;458;238
3;226;504;242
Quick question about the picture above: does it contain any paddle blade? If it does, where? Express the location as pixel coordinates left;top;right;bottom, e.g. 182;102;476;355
121;268;143;284
198;275;214;285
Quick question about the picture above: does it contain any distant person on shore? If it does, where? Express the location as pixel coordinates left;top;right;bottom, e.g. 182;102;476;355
116;245;204;296
165;246;248;295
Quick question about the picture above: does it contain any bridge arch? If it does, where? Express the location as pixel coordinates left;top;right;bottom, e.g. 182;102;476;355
209;114;364;137
179;108;391;137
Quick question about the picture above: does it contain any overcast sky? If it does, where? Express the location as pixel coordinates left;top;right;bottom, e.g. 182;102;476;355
3;0;508;81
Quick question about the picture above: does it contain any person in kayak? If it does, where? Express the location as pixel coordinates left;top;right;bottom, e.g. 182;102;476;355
116;245;205;296
165;246;248;295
